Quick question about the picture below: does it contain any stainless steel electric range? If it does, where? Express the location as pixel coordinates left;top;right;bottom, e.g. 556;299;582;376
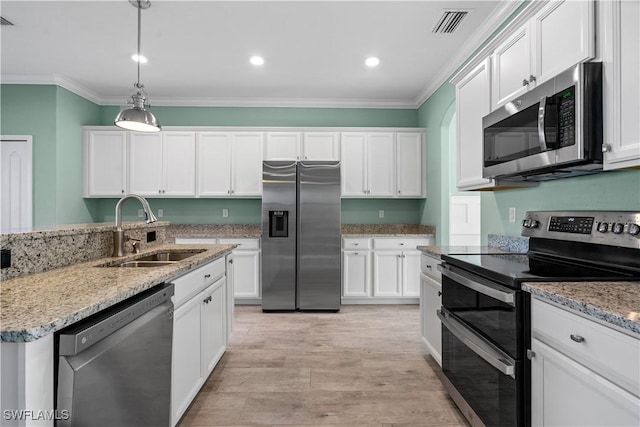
437;211;640;427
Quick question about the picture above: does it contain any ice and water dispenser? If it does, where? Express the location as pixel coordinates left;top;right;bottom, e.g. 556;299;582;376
269;211;289;237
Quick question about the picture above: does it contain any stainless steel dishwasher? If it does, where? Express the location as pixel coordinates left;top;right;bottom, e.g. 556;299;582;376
56;283;174;427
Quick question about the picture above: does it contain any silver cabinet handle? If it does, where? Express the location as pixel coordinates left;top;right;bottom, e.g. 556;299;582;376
522;78;529;86
602;144;612;153
425;264;432;269
529;74;536;83
570;334;585;343
438;309;516;379
354;243;359;246
438;264;516;306
204;274;211;279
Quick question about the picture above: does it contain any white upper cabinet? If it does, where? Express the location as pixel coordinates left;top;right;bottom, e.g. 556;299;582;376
302;132;340;161
162;132;196;196
198;132;263;197
128;132;163;196
83;129;127;197
341;132;395;197
602;0;640;170
492;0;595;109
396;132;424;197
129;131;196;197
456;59;497;190
264;132;301;160
264;131;340;161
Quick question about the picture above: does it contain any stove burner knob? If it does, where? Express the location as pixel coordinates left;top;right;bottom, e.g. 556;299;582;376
597;222;609;233
612;223;624;234
628;223;640;236
522;219;529;228
529;219;539;229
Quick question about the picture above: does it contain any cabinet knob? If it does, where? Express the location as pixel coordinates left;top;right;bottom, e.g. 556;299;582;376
522;78;529;87
398;190;401;194
529;74;536;83
229;259;234;264
602;144;612;153
570;334;585;343
204;274;211;279
354;243;359;246
121;189;125;194
158;190;162;194
437;291;442;297
354;252;359;255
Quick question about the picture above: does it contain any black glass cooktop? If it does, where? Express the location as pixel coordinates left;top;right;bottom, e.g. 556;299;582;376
441;252;640;288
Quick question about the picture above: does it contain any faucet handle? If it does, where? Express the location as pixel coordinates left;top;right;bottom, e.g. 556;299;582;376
126;236;142;254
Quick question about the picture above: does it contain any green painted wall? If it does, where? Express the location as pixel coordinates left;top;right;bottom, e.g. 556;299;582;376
100;105;418;128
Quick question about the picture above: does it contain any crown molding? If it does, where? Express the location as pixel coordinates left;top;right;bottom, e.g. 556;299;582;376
1;74;103;105
413;0;525;108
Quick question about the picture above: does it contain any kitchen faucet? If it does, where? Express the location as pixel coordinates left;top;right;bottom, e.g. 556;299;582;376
112;194;158;257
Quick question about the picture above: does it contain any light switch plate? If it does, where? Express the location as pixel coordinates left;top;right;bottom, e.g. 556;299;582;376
138;209;144;218
157;209;164;218
222;208;229;218
509;207;516;223
379;210;384;219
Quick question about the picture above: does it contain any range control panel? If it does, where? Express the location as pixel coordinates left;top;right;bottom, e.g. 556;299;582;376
521;211;640;249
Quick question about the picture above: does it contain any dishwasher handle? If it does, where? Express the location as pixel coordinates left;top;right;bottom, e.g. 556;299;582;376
59;283;174;356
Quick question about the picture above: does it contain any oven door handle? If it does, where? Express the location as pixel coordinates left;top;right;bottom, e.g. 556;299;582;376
438;264;516;307
437;309;516;379
538;96;549;151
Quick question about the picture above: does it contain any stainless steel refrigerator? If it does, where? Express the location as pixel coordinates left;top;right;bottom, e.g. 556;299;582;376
262;160;341;311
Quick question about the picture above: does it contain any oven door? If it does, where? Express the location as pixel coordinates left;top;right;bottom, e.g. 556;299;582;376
439;308;524;427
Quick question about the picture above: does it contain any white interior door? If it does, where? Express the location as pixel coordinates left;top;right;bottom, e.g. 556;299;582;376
449;195;481;246
1;136;33;232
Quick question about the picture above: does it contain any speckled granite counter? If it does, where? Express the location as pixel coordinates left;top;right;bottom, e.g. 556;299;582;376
166;224;261;240
417;245;506;258
0;244;234;342
341;224;435;237
523;282;640;336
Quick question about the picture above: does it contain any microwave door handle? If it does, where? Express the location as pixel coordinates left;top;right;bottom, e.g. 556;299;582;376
437;309;516;379
538;96;549;151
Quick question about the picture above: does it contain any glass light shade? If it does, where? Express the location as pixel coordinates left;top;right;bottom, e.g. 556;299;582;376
114;107;161;132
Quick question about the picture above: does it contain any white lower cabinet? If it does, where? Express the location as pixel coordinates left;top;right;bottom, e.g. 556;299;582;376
530;298;640;427
171;258;228;427
420;253;442;366
341;236;433;303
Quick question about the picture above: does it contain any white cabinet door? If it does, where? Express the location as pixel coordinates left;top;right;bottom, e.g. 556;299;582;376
530;338;640;427
303;132;340;161
420;273;442;366
201;278;227;377
84;130;127;197
129;132;162;196
342;251;370;297
367;132;395;197
373;252;402;297
396;132;424;197
162;131;196;197
231;132;263;197
603;0;640;170
341;133;367;196
532;0;595;86
198;132;232;196
171;295;203;427
402;252;421;297
492;24;532;109
456;59;496;190
264;132;301;160
232;250;261;299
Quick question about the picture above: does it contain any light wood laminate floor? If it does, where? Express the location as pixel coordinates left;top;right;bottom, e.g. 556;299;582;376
179;305;468;427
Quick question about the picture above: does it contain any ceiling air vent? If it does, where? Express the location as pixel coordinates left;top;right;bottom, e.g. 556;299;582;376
432;10;468;34
0;17;14;26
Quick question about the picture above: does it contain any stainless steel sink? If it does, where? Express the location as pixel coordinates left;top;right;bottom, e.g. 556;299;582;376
116;261;177;268
98;249;206;267
133;250;205;262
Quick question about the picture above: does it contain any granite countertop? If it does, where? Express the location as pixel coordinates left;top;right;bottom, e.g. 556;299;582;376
523;282;640;337
341;224;435;237
0;244;235;342
167;224;261;240
417;245;506;258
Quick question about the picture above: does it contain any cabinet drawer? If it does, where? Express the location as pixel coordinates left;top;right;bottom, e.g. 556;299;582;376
342;238;371;250
372;237;432;250
218;238;260;250
173;257;226;307
532;298;640;396
420;254;441;282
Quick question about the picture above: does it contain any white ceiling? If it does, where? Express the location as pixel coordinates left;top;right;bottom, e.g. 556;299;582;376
0;1;518;108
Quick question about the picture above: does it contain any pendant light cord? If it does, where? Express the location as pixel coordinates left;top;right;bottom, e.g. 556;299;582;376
136;0;142;88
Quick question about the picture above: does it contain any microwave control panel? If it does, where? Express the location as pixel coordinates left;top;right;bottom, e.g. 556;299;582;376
556;86;576;147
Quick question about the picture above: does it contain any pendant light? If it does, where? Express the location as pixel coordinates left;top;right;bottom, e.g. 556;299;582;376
114;0;161;132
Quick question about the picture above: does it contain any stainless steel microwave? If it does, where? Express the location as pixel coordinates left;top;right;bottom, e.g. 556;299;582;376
482;62;603;181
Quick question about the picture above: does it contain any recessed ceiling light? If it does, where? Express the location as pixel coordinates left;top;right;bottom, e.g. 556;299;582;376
365;56;380;67
250;56;265;66
131;54;148;63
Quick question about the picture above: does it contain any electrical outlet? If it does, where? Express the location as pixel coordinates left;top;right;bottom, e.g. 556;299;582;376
222;208;229;218
1;249;11;269
147;231;156;243
509;207;517;223
138;209;144;218
157;209;163;218
378;210;385;219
